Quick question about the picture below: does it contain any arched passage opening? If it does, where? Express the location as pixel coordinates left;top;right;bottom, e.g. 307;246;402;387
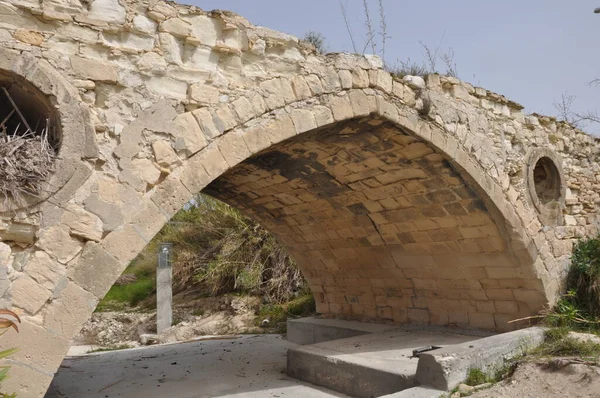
203;114;547;332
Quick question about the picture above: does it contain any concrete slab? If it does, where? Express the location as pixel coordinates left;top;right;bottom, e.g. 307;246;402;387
380;386;444;397
416;326;545;391
46;335;347;398
287;317;398;345
288;329;480;397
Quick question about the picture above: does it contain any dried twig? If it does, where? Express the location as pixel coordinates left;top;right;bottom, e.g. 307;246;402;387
362;0;376;55
2;87;32;133
378;0;390;64
340;1;358;53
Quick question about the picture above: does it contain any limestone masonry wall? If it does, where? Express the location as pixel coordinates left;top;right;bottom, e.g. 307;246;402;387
0;0;599;396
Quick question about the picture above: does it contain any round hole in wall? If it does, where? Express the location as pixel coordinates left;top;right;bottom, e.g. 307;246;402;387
533;156;561;204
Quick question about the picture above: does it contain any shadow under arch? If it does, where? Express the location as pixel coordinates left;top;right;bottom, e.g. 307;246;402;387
198;107;549;332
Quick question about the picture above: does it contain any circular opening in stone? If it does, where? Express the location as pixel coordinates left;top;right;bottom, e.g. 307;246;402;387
0;70;60;203
533;156;561;204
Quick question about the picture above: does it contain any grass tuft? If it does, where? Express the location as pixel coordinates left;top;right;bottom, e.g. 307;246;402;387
465;367;489;386
534;328;600;358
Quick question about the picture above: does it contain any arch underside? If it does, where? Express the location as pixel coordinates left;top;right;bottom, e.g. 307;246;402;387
204;115;546;331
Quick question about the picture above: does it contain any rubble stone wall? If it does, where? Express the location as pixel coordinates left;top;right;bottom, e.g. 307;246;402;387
0;0;599;395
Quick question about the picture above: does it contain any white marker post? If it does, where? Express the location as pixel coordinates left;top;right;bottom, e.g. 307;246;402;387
157;243;173;334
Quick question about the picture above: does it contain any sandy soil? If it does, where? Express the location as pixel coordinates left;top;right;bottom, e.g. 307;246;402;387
470;361;600;398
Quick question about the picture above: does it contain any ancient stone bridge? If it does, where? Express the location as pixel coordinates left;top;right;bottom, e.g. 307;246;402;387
0;0;599;395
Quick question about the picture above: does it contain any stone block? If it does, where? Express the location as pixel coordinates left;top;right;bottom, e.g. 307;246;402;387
232;96;255;123
13;29;44;46
152;175;194;217
192;107;221;139
24;251;65;292
130;199;168;242
328;94;353;121
349;90;371;117
70;56;118;83
188;84;220;105
217;130;251;167
152;140;182;169
172;112;208;156
266;114;296;144
102;225;148;264
61;204;103;242
43;281;97;337
68;242;124;299
159;18;191;38
11;274;52;314
36;226;83;264
290;109;317;134
291;76;311;100
242;124;272;154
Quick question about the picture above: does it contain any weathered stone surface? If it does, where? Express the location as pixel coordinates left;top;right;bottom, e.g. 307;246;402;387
152;140;182;169
36;226;83;264
11;274;52;314
84;194;124;232
172;112;208;156
70;56;119;83
0;243;10;267
87;0;126;24
189;84;219;105
61;205;104;242
43;282;98;337
68;243;122;298
13;29;44;45
24;251;65;291
159;18;191;38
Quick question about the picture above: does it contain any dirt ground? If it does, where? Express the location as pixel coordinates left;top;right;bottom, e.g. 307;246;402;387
470;361;600;398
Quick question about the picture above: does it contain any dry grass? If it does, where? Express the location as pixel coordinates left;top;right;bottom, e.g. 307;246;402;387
101;194;309;309
162;195;308;304
0;87;55;205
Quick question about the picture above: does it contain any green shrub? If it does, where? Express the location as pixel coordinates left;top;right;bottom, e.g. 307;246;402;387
568;236;600;317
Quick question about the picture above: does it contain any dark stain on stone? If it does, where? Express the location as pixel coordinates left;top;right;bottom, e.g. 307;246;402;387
347;203;370;216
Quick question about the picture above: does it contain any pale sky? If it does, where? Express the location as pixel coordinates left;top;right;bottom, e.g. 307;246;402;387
193;1;600;133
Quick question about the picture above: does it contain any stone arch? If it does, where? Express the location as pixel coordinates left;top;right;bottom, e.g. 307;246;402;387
177;90;551;331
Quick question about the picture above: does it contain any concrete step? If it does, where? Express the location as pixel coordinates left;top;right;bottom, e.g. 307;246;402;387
287;317;398;345
287;329;478;397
